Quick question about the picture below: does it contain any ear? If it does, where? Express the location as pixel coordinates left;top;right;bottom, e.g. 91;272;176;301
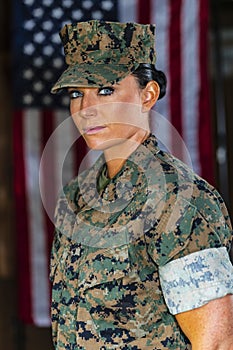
141;81;160;112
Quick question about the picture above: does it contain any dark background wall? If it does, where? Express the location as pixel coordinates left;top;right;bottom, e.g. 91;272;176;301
0;1;233;349
0;0;17;348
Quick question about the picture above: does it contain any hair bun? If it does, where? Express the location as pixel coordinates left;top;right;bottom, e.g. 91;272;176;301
153;69;167;100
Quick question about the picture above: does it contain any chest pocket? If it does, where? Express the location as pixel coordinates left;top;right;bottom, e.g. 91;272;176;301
77;244;130;294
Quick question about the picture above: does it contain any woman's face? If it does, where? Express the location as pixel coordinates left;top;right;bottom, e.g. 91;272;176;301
68;75;151;151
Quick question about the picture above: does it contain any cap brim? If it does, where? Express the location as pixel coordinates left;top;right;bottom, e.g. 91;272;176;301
51;63;139;93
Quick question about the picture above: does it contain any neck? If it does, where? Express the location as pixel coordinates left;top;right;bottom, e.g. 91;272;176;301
104;130;150;179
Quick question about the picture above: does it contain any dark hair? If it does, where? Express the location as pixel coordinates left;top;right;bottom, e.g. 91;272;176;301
132;63;167;100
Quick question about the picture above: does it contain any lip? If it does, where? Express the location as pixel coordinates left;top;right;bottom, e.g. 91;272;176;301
83;125;106;135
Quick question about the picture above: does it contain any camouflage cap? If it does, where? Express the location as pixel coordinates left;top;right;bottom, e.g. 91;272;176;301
51;20;156;93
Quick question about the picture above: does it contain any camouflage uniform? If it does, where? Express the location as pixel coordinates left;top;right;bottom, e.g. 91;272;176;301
50;135;233;349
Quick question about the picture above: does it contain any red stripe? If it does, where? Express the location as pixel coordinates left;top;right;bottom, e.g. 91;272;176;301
137;0;151;23
41;110;57;305
13;110;33;324
198;0;214;185
169;0;183;158
73;136;88;174
41;110;56;258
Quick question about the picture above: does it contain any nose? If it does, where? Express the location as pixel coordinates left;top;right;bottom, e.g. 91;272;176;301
79;92;98;119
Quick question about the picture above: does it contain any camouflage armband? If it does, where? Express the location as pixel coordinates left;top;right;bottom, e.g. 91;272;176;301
159;247;233;315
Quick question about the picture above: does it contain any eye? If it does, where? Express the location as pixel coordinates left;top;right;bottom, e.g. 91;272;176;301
68;90;83;99
98;87;114;96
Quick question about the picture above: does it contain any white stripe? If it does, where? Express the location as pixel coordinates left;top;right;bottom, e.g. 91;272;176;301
40;112;78;223
24;108;50;326
181;0;201;174
117;0;137;22
54;111;77;189
151;0;172;151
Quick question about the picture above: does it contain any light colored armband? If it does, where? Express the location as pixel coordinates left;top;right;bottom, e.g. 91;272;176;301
159;247;233;315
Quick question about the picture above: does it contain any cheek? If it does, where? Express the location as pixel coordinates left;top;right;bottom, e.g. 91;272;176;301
107;103;143;129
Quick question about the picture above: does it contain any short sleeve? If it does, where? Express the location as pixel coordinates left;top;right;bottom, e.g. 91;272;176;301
50;229;61;282
146;183;233;266
159;247;233;314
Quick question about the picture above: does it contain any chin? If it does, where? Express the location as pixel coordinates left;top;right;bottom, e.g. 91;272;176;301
83;137;108;151
84;136;123;151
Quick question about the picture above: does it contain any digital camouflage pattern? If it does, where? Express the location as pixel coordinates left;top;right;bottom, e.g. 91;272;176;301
160;246;233;314
51;20;156;93
50;135;233;349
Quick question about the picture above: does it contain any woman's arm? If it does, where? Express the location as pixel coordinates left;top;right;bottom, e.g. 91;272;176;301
175;294;233;349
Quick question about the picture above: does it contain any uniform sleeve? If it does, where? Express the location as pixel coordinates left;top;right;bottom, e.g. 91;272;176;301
49;229;61;282
159;247;233;314
145;183;233;314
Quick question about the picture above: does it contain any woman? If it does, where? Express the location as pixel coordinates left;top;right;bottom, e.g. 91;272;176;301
50;20;233;349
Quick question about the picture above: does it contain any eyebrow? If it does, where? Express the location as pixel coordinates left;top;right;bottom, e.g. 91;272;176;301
98;85;114;89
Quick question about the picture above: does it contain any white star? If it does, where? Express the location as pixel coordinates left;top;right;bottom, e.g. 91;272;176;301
52;8;64;19
53;57;63;68
34;57;44;67
23;94;34;105
23;68;34;79
101;0;113;11
24;43;35;55
23;0;35;6
43;70;53;80
24;19;35;30
33;81;44;92
42;20;53;31
92;10;103;20
32;7;44;18
83;0;93;9
51;33;60;44
34;32;45;44
43;45;54;56
72;9;83;20
43;95;52;105
62;0;73;8
42;0;53;6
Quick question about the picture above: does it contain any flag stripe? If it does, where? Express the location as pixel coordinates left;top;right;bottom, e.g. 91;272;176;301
169;0;183;160
13;110;33;324
198;0;214;184
117;0;137;22
151;0;171;151
41;110;57;257
54;111;77;192
137;0;151;23
181;0;201;171
23;109;50;326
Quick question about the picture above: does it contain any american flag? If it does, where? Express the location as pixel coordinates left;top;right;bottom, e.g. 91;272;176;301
12;0;214;326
